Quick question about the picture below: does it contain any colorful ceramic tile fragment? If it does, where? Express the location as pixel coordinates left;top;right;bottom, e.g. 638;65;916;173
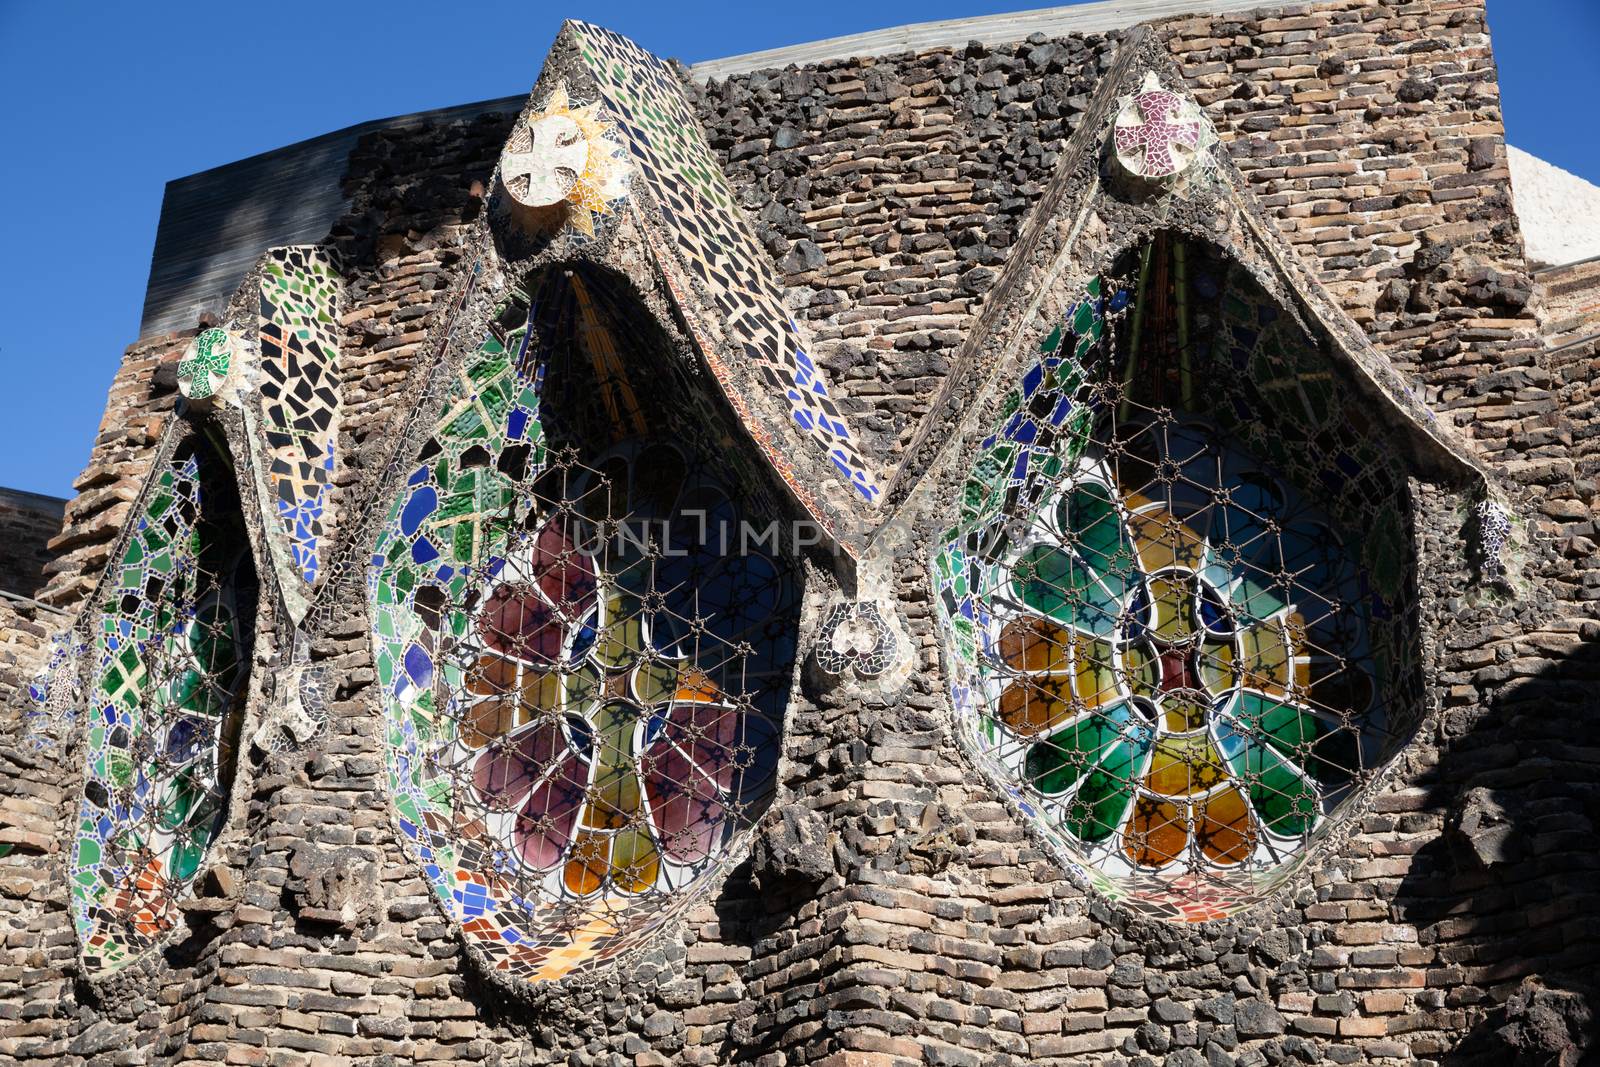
570;23;881;507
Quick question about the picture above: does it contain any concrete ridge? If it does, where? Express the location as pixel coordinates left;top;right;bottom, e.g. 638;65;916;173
688;0;1279;80
0;487;68;515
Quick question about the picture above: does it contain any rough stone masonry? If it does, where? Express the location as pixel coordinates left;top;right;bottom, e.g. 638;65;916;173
1;1;1598;1066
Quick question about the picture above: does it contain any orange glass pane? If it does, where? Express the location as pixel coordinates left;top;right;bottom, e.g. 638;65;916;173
463;697;515;749
999;676;1073;736
465;653;517;696
563;831;609;894
1125;795;1187;869
998;616;1072;673
1124;496;1208;573
1197;786;1255;865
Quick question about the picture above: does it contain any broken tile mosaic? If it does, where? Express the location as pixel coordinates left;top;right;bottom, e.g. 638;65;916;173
70;435;258;972
1113;73;1214;180
571;23;881;508
258;246;342;589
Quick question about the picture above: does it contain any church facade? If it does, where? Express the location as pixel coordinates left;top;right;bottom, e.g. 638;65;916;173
1;1;1597;1064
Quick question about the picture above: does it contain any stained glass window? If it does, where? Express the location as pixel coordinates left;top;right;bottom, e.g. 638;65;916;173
934;237;1419;921
369;266;800;982
71;435;257;971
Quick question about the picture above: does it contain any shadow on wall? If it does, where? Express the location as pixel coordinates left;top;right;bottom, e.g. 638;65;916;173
1395;624;1600;1065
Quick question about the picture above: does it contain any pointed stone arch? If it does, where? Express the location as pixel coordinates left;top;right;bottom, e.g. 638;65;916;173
475;23;890;559
363;254;811;984
887;27;1487;520
171;245;346;623
67;422;267;973
897;30;1491;921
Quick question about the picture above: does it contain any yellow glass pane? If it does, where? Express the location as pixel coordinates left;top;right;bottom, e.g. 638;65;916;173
1072;634;1120;708
595;594;643;669
1145;734;1227;797
516;670;563;727
609;827;660;894
563;831;608;894
584;701;642;830
631;657;678;706
1121;642;1159;699
565;660;605;709
1240;621;1291;695
1199;639;1236;695
1148;574;1197;643
1286;612;1311;691
1160;693;1208;733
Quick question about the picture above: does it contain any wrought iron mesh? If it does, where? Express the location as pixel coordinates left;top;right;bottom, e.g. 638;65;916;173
370;266;801;981
72;434;257;971
935;237;1418;921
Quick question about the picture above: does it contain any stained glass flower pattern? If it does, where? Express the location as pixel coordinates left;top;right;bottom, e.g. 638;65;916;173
447;498;778;900
973;421;1376;894
934;257;1410;921
370;272;799;982
1000;448;1369;859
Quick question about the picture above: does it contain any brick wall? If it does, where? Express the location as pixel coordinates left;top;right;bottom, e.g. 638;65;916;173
2;2;1596;1065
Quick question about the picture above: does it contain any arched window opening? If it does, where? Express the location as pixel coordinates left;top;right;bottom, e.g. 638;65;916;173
934;235;1419;921
72;433;259;971
370;265;802;982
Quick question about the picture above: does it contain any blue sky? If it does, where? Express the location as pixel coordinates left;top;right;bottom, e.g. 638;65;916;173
0;0;1593;498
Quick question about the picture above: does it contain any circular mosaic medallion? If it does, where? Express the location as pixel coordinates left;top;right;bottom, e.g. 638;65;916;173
1112;74;1212;180
176;328;236;401
499;82;629;237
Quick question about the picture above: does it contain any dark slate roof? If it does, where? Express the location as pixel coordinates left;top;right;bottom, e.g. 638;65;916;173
0;487;67;518
138;97;522;338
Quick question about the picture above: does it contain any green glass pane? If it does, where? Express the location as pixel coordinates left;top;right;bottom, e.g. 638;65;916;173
1064;758;1137;844
1235;741;1318;837
1059;483;1137;604
1011;544;1120;637
1023;703;1140;796
191;603;238;676
159;771;201;832
169;669;205;714
168;839;204;882
1233;692;1320;762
